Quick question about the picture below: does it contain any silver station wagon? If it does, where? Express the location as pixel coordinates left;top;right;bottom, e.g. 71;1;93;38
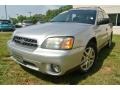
8;7;113;76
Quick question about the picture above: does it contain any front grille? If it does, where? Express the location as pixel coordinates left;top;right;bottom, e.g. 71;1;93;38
13;36;38;47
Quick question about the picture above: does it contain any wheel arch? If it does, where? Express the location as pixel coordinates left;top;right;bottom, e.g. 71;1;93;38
87;37;97;47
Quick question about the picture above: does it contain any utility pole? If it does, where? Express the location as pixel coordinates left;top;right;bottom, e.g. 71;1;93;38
28;12;32;17
16;14;19;20
16;14;19;17
5;5;8;19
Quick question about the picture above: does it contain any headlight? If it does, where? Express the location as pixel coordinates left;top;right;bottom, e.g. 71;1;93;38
41;36;74;50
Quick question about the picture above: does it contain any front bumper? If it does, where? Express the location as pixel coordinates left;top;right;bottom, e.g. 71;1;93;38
8;40;84;76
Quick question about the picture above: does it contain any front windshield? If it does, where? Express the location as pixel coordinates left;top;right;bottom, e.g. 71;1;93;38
23;20;32;23
0;20;11;24
51;10;96;24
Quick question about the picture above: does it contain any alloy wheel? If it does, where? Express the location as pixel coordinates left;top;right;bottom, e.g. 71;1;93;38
80;47;95;71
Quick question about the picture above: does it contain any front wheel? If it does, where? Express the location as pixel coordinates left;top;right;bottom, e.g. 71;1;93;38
80;42;97;72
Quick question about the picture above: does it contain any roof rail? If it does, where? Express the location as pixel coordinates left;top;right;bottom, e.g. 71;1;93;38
73;6;104;10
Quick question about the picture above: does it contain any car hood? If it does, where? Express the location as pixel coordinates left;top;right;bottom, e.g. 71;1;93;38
15;22;93;37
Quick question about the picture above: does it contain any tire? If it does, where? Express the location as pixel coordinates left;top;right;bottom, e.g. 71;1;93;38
80;42;97;72
0;29;2;32
107;33;113;48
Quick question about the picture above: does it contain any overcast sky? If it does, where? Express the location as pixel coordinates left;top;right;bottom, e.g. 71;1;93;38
0;5;62;19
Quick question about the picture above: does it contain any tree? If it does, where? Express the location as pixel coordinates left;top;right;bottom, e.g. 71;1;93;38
30;14;46;24
10;18;18;24
45;5;73;21
11;5;73;24
17;15;27;23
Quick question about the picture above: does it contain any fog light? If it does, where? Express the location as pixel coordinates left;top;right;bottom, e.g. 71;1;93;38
51;64;61;73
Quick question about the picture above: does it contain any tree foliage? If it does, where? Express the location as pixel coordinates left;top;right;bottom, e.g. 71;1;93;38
45;5;73;21
9;18;18;24
10;5;73;24
17;15;27;23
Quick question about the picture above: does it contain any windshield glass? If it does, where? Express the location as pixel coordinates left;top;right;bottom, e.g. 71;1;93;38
0;20;11;24
51;10;96;24
23;20;32;23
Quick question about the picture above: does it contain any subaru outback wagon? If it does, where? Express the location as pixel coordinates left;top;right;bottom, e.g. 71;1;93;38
8;7;113;76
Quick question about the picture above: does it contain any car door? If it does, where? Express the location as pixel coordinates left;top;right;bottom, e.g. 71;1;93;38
95;10;108;48
102;12;112;41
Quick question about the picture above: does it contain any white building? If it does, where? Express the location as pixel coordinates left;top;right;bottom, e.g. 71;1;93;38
73;6;120;26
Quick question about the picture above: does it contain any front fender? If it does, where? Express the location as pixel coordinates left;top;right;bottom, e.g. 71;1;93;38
73;29;96;49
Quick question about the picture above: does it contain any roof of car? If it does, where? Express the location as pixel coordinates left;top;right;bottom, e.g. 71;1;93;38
0;19;10;21
72;7;104;11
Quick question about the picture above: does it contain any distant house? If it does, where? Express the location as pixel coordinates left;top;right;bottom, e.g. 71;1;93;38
73;5;120;26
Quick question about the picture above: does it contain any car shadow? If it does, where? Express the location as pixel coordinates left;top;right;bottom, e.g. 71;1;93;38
21;42;115;85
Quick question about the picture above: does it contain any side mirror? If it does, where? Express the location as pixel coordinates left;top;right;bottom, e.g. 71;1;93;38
97;18;110;25
104;18;110;24
97;20;103;25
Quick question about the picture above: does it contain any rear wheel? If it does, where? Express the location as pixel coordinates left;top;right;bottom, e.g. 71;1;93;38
80;42;97;72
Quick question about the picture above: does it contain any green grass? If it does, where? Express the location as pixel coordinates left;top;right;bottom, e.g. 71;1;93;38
0;32;120;84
